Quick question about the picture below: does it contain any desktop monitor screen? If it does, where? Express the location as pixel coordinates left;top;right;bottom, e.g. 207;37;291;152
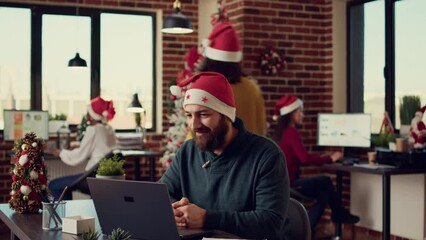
3;110;49;141
317;113;371;148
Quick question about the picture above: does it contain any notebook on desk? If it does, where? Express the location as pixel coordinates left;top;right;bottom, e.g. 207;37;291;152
87;178;212;240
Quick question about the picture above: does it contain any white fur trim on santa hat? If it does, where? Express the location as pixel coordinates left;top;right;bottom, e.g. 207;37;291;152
87;104;103;121
170;85;183;98
184;88;236;122
205;45;242;63
280;99;303;116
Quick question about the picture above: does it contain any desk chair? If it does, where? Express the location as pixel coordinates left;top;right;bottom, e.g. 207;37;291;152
286;198;311;240
66;151;123;197
290;188;316;203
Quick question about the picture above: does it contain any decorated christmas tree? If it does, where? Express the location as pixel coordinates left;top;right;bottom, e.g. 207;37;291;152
160;47;203;168
9;132;49;213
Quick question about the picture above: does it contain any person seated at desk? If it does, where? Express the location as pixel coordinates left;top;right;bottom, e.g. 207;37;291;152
271;96;360;235
159;72;290;239
46;96;118;200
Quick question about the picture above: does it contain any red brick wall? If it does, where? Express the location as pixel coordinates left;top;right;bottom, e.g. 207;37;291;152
0;0;334;202
226;0;334;145
226;0;340;204
0;143;14;203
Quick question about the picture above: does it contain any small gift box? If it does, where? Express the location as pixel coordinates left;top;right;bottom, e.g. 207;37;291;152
62;215;95;235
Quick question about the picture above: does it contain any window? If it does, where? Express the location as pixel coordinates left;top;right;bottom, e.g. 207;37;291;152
0;4;156;131
348;0;385;133
0;7;31;129
42;14;91;124
348;0;425;133
100;13;154;129
395;0;426;128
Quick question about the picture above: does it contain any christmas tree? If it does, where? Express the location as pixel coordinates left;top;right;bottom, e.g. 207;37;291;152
160;47;203;168
9;132;49;214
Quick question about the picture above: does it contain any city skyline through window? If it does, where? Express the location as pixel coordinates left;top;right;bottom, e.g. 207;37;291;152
0;6;154;131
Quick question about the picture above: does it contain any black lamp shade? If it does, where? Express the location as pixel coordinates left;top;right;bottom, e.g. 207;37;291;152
127;93;144;113
162;10;193;34
68;53;87;67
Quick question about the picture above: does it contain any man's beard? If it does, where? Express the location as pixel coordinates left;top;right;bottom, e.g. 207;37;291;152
192;116;228;152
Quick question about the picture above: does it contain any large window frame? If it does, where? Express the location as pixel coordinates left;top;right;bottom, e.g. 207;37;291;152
347;0;396;131
0;2;157;132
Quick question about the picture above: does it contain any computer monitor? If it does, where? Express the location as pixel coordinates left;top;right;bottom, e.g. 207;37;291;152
3;110;49;141
317;113;371;148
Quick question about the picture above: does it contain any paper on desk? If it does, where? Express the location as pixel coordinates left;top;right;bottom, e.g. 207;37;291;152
355;163;395;169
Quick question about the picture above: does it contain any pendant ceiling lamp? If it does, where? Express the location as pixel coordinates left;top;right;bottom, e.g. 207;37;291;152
68;53;87;67
68;6;87;67
127;93;145;113
162;0;193;34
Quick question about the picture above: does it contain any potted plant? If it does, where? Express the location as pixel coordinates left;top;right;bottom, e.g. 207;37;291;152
96;154;126;180
110;228;132;240
48;113;68;133
82;228;101;240
371;132;396;149
399;95;421;136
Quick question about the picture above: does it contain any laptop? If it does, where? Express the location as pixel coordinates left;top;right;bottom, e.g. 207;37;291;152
87;177;212;240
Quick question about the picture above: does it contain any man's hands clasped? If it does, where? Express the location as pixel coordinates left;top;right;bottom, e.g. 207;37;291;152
172;197;206;228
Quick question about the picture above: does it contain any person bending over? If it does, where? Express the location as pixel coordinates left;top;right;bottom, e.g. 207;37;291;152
160;72;290;239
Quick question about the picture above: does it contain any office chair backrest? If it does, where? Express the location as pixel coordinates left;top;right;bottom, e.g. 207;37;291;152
67;151;124;195
285;198;311;240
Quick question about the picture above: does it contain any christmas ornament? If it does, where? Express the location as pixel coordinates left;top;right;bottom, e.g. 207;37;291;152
9;132;50;214
21;143;29;151
259;47;286;75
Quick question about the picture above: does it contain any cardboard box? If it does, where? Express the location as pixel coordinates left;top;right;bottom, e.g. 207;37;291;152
62;215;95;235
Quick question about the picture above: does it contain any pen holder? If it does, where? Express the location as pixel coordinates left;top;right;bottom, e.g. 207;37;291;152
42;201;66;231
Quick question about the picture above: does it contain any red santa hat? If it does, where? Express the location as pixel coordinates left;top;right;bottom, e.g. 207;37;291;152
273;96;303;120
170;72;236;122
87;96;116;121
203;22;242;63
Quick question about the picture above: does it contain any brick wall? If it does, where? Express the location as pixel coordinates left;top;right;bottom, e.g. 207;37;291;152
0;0;341;220
0;0;336;203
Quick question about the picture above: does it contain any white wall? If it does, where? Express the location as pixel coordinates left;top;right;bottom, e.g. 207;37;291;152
198;1;216;44
351;172;426;239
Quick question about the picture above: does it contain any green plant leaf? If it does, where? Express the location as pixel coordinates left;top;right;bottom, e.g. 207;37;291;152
96;154;125;176
399;95;421;125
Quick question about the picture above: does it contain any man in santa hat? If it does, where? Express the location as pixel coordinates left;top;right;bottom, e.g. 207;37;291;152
160;72;289;239
410;105;426;149
47;96;119;200
198;21;267;136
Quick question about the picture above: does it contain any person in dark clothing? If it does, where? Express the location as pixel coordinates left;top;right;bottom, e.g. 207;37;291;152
159;72;290;240
271;95;360;234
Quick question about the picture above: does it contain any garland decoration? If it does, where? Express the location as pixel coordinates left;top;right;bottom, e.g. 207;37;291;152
259;48;286;75
9;132;49;213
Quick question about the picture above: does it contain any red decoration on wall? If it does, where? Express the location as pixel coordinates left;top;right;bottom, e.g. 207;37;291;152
259;48;286;75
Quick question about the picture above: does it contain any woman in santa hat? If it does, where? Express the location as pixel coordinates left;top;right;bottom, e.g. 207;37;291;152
271;95;359;236
47;96;119;200
198;21;267;136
